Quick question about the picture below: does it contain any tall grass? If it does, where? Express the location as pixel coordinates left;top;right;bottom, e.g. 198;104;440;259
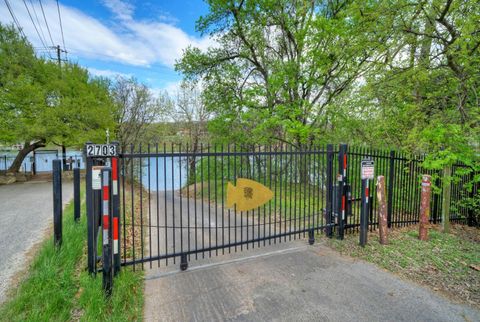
0;189;144;321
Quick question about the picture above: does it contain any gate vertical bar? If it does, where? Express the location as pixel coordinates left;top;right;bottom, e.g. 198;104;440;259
326;144;334;238
387;150;395;228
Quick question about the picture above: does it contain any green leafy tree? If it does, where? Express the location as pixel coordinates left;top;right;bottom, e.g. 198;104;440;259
0;23;115;173
176;0;386;147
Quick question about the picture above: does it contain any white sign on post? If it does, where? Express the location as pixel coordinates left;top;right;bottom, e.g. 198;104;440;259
361;159;375;180
92;167;102;190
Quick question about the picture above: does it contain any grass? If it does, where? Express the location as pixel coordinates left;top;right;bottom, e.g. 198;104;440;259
326;224;480;307
0;188;144;321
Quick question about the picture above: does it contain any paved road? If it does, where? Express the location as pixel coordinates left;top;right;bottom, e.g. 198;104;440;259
144;241;479;322
0;180;73;304
140;190;479;321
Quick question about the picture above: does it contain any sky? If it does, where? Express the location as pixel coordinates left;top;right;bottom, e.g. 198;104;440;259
0;0;211;95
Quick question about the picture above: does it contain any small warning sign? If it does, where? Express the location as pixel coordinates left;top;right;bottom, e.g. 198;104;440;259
361;159;375;180
92;167;102;190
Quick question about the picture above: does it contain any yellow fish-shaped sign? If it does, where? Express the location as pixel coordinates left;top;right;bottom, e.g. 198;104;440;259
226;178;273;212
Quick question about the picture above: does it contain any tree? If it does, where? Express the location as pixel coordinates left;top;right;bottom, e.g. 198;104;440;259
176;0;386;147
0;23;116;173
111;76;159;154
173;81;211;183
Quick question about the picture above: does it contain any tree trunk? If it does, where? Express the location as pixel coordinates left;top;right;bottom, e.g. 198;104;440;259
188;139;199;185
8;140;46;173
296;139;310;185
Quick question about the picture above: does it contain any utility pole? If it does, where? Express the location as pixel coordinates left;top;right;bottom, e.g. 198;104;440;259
56;45;61;68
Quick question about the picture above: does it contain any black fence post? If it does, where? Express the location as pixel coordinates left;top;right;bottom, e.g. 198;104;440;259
337;144;348;240
74;167;80;222
101;167;114;296
387;150;395;228
53;160;62;247
360;178;369;247
85;142;95;275
326;144;334;238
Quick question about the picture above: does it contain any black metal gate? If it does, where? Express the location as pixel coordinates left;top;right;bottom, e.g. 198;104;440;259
85;143;477;273
113;144;344;270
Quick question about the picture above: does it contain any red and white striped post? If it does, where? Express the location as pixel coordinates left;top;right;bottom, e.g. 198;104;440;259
101;167;113;296
360;179;370;246
111;155;121;275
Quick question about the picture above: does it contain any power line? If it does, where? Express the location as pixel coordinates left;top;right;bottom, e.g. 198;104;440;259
29;0;48;48
22;0;50;55
38;0;55;47
56;0;66;54
4;0;27;38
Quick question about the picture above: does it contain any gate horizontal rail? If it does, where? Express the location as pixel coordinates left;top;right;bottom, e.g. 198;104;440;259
122;224;335;267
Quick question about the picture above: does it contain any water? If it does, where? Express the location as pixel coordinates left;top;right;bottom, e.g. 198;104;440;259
139;157;187;191
0;150;84;172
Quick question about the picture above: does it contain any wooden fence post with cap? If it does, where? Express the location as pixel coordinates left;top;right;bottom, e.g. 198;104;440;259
377;175;388;245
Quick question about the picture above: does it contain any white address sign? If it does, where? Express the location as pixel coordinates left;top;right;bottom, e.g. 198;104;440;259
86;144;118;157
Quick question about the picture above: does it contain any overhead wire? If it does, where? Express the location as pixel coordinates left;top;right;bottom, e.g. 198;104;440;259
22;0;51;57
4;0;27;38
56;0;66;56
38;0;55;47
29;0;48;48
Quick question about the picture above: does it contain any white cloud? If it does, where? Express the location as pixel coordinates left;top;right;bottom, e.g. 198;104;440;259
88;67;130;79
0;0;213;68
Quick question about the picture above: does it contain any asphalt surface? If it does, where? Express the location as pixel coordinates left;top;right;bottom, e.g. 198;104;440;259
142;190;480;321
0;180;73;304
144;241;479;322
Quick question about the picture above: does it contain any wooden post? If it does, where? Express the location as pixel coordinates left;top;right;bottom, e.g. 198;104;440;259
441;166;451;233
377;176;388;245
419;175;432;241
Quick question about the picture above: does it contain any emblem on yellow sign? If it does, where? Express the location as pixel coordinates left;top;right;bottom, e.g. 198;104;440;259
226;178;273;212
